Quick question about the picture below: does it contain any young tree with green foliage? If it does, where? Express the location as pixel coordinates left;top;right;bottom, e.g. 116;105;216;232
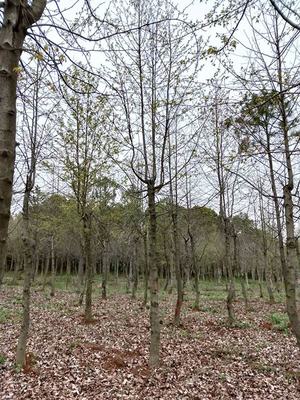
57;66;112;321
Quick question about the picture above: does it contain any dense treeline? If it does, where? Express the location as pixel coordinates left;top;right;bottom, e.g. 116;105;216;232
5;192;282;303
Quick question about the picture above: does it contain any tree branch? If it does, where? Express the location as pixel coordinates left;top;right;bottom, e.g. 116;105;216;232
270;0;300;30
24;0;47;28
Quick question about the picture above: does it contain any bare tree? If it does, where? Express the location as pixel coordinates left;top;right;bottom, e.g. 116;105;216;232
15;58;51;366
103;0;200;366
232;4;300;343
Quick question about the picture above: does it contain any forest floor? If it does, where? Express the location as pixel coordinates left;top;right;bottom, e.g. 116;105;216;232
0;279;300;399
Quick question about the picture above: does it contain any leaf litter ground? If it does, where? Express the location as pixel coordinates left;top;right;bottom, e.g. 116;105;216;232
0;285;299;399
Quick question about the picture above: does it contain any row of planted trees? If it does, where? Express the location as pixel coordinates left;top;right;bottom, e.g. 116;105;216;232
5;188;286;341
6;194;283;297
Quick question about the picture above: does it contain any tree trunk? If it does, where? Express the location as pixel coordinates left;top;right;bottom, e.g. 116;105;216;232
172;211;183;326
258;266;264;299
143;232;149;306
66;256;71;289
115;259;119;283
50;237;55;297
84;213;93;321
283;185;300;344
259;188;275;304
0;0;46;285
265;256;275;304
225;220;235;325
162;234;170;292
126;259;132;294
274;28;300;344
189;230;200;311
12;255;20;285
42;253;50;290
148;183;160;368
78;255;84;287
102;250;108;300
131;246;138;299
0;44;20;285
241;274;249;311
16;179;35;366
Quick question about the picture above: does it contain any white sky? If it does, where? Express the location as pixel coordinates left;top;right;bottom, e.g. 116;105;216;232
9;0;300;224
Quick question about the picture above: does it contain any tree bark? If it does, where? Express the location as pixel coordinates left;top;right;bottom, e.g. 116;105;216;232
50;237;55;297
83;213;93;320
225;219;235;325
42;253;50;290
259;187;275;304
273;22;300;344
66;256;71;289
283;185;300;343
126;259;132;294
241;275;249;311
131;245;138;299
143;231;149;306
172;210;183;326
0;0;47;283
16;176;35;366
102;248;108;300
78;256;84;287
189;229;200;311
148;183;160;368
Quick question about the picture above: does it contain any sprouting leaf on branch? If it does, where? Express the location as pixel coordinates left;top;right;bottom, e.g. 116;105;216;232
13;66;22;75
207;46;218;55
34;52;44;61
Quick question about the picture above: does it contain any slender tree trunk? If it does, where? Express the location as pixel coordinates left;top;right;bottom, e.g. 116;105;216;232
265;255;275;304
50;237;55;297
78;255;84;287
66;256;71;289
131;245;138;299
42;253;50;290
189;230;200;311
12;255;20;285
102;250;108;300
84;213;93;321
274;25;300;344
148;183;160;367
115;259;119;283
169;251;176;294
126;259;132;294
143;232;149;306
16;179;35;366
241;274;249;311
163;234;170;292
283;185;300;343
183;238;190;288
259;188;275;304
258;265;264;298
32;253;39;282
245;270;249;290
16;253;33;366
225;220;235;325
172;211;183;326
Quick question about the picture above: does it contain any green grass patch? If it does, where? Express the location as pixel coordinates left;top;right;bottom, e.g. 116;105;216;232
0;354;6;365
253;362;277;374
269;312;289;333
0;307;11;323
